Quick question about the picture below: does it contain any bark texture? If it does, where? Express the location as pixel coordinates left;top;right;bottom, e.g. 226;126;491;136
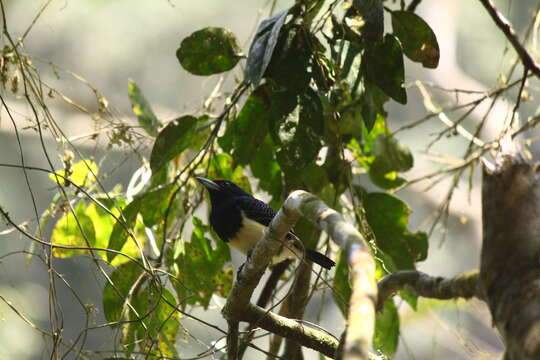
482;151;540;360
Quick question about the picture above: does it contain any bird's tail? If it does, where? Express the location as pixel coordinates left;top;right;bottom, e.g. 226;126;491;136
305;249;335;269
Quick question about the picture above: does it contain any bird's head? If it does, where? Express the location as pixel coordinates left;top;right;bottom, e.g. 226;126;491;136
196;177;249;203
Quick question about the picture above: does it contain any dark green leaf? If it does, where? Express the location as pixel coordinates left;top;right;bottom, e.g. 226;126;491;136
333;251;352;317
347;0;384;41
133;285;179;356
374;300;400;356
139;184;179;228
128;81;160;136
103;261;144;324
264;27;312;92
250;135;282;199
392;11;440;68
176;27;241;76
244;9;289;85
364;34;407;104
150;115;198;173
229;86;286;165
368;134;413;189
365;193;428;270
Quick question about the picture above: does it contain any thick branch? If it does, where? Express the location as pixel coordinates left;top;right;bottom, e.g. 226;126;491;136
478;0;540;78
237;303;338;358
285;191;376;360
377;270;481;309
222;190;376;360
482;147;540;359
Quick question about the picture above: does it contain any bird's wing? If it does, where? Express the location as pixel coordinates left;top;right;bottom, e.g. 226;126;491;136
234;196;277;227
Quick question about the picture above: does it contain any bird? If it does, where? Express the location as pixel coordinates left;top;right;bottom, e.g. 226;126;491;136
196;177;335;269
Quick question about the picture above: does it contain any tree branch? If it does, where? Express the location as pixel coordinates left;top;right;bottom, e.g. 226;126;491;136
478;0;540;78
481;143;540;359
222;190;376;360
285;191;376;360
377;270;481;309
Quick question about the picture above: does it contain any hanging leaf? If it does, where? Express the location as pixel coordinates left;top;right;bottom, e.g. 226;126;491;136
346;0;384;41
150;115;198;173
128;81;160;137
374;299;400;356
392;11;440;68
364;34;407;104
365;193;428;270
176;27;241;75
103;261;144;324
244;8;289;86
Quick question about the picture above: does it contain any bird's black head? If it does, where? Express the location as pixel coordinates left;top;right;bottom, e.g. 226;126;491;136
196;177;249;204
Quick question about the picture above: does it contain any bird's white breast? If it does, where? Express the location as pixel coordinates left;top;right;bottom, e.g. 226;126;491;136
228;212;296;264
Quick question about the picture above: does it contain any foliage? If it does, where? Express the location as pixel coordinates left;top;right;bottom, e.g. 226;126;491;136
6;0;536;359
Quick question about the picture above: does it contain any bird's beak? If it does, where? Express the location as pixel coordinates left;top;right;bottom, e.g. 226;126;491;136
196;177;221;191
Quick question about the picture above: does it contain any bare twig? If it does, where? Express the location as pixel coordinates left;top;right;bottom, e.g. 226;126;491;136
478;0;540;78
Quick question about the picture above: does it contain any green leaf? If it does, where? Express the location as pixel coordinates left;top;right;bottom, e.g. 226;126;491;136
49;160;98;187
150;115;198;173
102;261;144;324
173;216;233;308
132;285;180;357
250;135;282;199
176;27;241;76
364;34;407;104
365;193;428;270
107;198;142;263
392;11;440;68
139;184;179;228
244;9;289;86
264;27;312;92
229;87;272;165
333;251;352;317
374;300;400;356
128;80;160;136
51;201;95;258
368;134;413;189
346;0;384;41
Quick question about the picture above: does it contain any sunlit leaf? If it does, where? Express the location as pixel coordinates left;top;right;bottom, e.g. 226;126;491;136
51;201;95;258
107;198;142;263
177;27;241;76
365;193;428;270
49;160;98;188
392;11;439;68
128;81;160;136
150;115;198;173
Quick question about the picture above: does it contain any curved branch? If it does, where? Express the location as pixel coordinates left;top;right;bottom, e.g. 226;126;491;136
377;270;481;309
285;191;376;360
222;190;376;359
478;0;540;78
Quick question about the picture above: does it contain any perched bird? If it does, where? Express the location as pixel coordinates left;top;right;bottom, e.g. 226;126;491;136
196;177;335;269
